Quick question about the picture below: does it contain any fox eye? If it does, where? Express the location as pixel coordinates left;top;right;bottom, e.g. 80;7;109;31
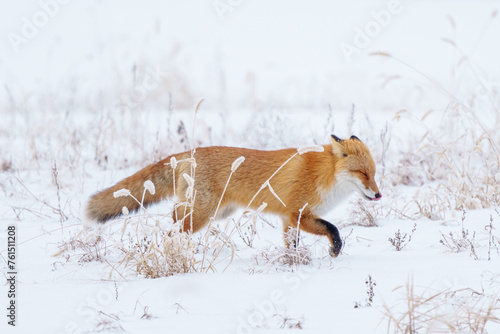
358;171;368;177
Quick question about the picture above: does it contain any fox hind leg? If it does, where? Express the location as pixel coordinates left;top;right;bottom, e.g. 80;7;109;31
173;203;215;233
173;193;219;234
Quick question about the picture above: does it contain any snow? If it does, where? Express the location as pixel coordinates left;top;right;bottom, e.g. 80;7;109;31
1;0;500;333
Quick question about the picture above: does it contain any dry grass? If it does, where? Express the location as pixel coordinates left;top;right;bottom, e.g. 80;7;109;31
118;220;197;279
274;313;305;329
56;215;198;278
354;275;376;308
439;210;479;259
398;106;500;220
55;228;107;263
383;277;500;334
345;185;416;227
372;50;500;220
440;229;478;260
252;245;312;271
389;224;417;252
486;214;500;260
93;311;124;332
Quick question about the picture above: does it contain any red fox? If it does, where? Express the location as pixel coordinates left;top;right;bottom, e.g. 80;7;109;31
85;135;381;257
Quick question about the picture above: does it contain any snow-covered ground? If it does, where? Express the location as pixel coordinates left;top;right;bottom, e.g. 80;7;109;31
1;1;500;333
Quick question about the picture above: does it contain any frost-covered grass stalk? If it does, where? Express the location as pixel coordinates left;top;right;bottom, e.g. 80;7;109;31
199;155;245;270
169;156;178;221
113;183;153;222
214;156;246;220
296;203;308;248
51;160;68;228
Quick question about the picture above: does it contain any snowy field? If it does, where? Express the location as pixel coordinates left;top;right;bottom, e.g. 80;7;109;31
1;0;500;333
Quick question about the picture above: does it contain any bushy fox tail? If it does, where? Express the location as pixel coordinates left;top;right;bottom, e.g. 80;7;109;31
85;159;173;223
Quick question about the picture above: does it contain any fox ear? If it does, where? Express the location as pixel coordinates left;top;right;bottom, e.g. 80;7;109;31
331;135;348;158
350;135;361;141
331;134;342;143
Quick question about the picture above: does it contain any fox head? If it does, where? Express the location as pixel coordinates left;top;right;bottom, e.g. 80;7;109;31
331;134;382;201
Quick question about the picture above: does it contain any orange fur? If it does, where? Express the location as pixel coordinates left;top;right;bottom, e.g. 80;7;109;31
85;135;381;257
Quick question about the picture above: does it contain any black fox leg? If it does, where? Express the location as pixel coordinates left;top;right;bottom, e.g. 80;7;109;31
289;213;343;257
316;219;342;257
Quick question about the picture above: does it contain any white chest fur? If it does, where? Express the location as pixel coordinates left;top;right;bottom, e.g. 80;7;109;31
312;171;357;216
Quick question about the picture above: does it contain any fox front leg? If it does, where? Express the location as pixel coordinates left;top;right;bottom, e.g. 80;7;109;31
316;219;342;257
289;213;343;257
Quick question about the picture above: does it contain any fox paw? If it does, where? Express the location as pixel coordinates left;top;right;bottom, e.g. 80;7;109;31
329;246;341;258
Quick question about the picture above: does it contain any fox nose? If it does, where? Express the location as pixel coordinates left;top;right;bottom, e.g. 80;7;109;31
374;192;382;200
